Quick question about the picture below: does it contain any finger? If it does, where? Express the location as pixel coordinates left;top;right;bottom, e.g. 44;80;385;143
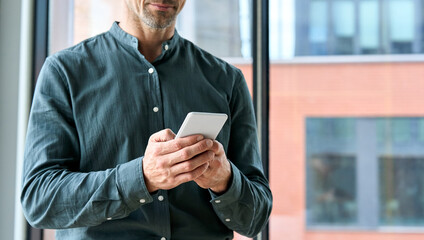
174;161;210;184
155;134;205;155
170;151;214;175
210;140;223;154
149;129;176;143
168;139;214;164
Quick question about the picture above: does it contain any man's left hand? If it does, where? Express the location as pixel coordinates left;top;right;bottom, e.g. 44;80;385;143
194;140;232;194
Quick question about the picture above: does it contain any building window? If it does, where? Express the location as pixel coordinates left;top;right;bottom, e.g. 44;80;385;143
270;0;424;59
306;117;424;228
380;155;424;226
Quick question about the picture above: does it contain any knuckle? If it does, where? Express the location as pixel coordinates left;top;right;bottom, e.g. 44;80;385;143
182;162;193;172
198;141;207;151
148;134;156;142
164;128;174;137
152;147;161;156
173;141;183;150
157;160;167;169
180;149;190;159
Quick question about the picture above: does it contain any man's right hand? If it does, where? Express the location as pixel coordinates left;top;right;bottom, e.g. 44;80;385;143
142;129;214;193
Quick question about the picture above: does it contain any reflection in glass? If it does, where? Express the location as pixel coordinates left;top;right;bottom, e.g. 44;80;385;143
359;0;379;54
306;118;357;226
290;0;423;57
380;156;424;225
389;0;415;53
308;153;357;224
177;0;251;59
333;0;355;54
307;117;424;228
309;0;328;55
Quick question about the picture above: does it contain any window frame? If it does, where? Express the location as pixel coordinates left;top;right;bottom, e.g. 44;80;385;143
28;0;48;238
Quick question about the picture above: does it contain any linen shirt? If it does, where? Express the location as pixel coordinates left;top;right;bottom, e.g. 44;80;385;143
21;22;272;240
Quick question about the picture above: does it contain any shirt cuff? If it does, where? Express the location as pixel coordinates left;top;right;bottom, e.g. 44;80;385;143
209;161;242;207
116;157;153;211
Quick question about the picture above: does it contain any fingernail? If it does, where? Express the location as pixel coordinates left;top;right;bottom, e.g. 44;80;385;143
197;135;204;141
206;139;213;147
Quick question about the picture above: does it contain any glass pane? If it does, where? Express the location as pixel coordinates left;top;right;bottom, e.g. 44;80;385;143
389;0;415;53
269;0;295;59
359;0;379;53
305;117;424;228
306;118;357;225
309;0;328;55
47;1;253;240
333;1;355;37
378;118;424;226
273;0;424;59
73;0;122;45
270;0;424;237
177;0;250;58
332;1;355;54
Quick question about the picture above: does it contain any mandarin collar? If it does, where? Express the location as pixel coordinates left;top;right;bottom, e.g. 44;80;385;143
109;21;180;52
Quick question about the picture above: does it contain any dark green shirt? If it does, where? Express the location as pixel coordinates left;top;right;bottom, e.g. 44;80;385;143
22;22;272;240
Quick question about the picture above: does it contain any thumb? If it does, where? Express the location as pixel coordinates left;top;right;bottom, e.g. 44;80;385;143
149;129;176;142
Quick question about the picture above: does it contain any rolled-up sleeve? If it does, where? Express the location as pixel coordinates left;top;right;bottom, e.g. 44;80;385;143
21;58;152;229
209;70;273;237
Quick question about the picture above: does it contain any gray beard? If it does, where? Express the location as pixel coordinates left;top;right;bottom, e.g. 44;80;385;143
141;8;176;29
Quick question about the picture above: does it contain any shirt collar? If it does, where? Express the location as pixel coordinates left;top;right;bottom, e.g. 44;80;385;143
109;21;181;53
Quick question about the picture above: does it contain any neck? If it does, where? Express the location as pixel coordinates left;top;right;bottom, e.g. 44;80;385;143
120;16;175;62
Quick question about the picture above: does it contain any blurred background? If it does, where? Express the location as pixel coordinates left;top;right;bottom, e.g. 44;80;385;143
2;0;424;239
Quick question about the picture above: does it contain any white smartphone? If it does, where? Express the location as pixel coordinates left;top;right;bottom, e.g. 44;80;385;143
175;112;228;140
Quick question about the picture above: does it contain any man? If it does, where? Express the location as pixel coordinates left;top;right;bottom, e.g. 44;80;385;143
21;0;273;239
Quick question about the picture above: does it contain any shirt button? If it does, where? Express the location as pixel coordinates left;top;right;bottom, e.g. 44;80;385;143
164;44;169;50
139;199;146;203
158;195;164;201
215;200;221;204
153;107;159;112
148;68;154;74
225;218;231;222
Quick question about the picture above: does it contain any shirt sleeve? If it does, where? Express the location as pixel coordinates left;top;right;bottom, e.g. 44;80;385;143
21;57;153;229
209;69;273;237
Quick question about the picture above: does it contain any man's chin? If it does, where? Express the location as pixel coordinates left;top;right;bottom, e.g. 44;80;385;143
142;14;176;29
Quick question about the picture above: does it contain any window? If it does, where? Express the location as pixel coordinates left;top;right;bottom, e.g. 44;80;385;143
50;0;251;60
306;119;357;226
306;118;424;228
37;0;424;240
269;0;424;237
270;0;424;59
176;0;251;59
